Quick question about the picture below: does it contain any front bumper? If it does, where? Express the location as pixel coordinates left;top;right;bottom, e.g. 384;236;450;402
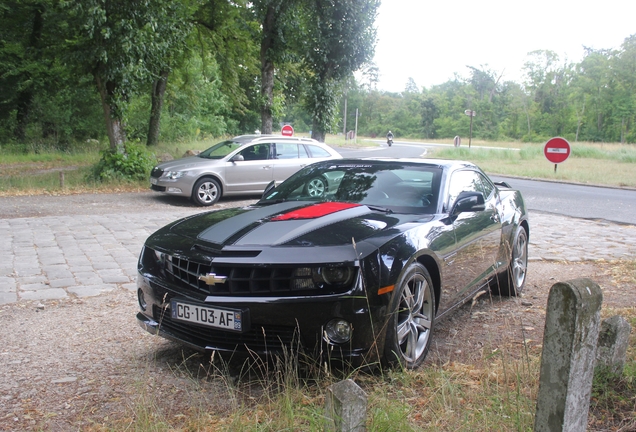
136;272;385;364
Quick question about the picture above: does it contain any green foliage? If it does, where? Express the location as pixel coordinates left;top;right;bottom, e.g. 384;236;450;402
299;0;379;140
89;142;156;182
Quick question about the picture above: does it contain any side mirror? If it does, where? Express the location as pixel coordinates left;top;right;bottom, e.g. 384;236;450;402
231;154;244;162
262;180;276;198
452;191;485;215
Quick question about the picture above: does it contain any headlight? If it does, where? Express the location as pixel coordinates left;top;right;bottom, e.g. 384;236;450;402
160;171;185;181
291;266;355;290
316;266;354;285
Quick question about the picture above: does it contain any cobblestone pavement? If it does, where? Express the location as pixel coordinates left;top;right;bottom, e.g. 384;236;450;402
1;209;635;305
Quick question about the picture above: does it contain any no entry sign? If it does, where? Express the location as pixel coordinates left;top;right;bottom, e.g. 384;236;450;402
544;137;571;164
281;124;294;136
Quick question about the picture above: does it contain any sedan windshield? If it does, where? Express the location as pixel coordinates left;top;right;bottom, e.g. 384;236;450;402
198;140;243;159
259;161;443;214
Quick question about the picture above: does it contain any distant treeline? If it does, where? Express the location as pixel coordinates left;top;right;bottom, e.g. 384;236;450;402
350;38;636;144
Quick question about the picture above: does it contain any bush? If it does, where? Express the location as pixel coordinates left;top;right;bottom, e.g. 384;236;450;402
89;142;157;182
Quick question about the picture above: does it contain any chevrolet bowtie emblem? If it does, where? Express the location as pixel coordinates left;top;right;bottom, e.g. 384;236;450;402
198;273;227;286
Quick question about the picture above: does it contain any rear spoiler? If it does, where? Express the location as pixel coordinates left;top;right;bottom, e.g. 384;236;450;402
494;181;511;188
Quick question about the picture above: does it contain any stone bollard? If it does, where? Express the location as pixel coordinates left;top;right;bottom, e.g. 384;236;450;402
596;315;632;375
534;278;603;432
325;379;367;431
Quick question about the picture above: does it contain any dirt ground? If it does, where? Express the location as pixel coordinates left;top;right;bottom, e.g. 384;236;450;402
1;258;634;431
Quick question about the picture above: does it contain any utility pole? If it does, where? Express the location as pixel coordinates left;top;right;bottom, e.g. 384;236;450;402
343;98;348;140
354;108;359;144
464;110;476;148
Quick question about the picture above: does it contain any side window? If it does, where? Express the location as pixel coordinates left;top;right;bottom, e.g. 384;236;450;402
447;170;482;207
274;143;300;159
306;145;331;158
239;144;270;161
478;173;495;200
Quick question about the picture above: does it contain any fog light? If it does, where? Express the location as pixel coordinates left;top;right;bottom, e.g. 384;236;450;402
138;288;147;311
325;319;352;344
167;187;182;193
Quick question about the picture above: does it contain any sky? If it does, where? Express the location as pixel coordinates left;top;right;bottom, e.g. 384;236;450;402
372;0;636;92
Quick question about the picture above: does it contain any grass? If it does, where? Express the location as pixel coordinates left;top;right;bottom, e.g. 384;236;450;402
429;142;636;188
99;266;635;431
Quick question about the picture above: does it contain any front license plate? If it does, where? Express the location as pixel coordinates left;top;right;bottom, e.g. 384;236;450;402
150;177;158;185
170;300;247;332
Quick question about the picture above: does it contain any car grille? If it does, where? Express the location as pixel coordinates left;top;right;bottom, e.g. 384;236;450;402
151;184;166;192
153;305;304;353
151;167;163;178
162;254;352;297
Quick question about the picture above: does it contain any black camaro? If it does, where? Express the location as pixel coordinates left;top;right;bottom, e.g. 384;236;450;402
136;158;529;369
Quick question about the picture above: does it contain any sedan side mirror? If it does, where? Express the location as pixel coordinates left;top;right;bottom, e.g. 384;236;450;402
452;191;485;215
231;154;244;162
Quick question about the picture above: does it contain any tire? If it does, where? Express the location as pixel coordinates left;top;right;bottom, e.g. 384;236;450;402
383;262;436;369
191;178;221;206
492;225;528;296
306;176;327;197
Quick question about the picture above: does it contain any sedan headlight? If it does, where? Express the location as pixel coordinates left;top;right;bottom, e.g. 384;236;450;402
160;171;186;181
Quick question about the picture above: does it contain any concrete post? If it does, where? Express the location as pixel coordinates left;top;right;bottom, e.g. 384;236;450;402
325;379;367;431
534;278;603;432
596;315;632;375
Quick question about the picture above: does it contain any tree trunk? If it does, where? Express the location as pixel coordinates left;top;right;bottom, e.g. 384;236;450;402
147;70;169;146
311;122;325;142
260;5;277;134
95;74;125;153
261;59;274;134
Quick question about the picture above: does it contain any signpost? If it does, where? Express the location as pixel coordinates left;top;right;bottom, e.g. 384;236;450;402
544;137;571;173
464;110;476;148
281;124;294;136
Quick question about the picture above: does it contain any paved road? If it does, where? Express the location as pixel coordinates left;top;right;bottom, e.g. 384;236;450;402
1;193;635;305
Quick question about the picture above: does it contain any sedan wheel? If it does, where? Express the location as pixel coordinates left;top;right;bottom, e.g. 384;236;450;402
492;225;528;296
306;177;327;197
192;178;221;206
384;263;435;369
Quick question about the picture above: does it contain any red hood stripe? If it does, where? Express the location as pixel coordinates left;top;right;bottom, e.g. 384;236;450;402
271;202;360;221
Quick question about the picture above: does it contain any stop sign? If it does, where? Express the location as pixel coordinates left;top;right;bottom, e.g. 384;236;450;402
544;137;571;164
281;124;294;136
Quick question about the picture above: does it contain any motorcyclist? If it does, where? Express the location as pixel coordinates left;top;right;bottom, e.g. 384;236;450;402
386;130;394;146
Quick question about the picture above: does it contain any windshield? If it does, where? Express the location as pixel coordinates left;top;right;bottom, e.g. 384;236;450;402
198;140;243;159
259;161;443;214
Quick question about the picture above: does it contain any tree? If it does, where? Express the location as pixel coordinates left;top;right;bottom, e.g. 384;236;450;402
194;0;260;134
145;1;192;146
64;0;191;151
251;0;302;134
300;0;379;142
0;0;52;142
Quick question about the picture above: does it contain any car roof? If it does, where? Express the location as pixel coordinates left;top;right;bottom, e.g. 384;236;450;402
231;134;323;145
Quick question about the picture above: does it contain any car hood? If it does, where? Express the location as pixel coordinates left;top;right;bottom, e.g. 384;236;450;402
156;156;221;171
151;201;432;251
